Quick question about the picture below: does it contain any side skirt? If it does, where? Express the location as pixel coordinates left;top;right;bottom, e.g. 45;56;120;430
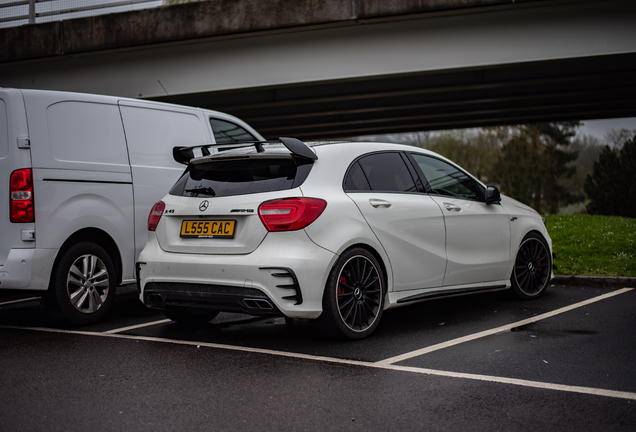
388;283;510;308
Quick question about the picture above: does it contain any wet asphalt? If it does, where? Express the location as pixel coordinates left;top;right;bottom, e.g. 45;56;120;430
0;283;635;431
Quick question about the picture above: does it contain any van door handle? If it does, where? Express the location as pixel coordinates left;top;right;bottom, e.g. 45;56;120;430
369;199;392;208
443;202;462;212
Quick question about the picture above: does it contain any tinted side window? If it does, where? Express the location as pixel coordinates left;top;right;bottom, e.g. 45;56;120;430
343;161;371;191
210;118;257;143
357;153;416;193
411;154;482;200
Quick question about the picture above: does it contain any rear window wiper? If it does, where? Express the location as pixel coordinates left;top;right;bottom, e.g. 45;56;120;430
185;187;216;197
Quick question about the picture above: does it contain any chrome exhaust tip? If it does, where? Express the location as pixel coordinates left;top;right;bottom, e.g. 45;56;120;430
243;298;274;310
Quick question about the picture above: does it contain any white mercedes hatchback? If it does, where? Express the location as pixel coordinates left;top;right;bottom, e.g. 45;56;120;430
137;138;553;339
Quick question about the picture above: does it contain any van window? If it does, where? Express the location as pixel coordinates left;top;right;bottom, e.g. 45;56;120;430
210;118;257;143
46;102;128;167
0;100;7;158
120;106;208;168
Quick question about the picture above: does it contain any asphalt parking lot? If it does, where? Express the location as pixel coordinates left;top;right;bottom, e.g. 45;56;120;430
1;283;635;431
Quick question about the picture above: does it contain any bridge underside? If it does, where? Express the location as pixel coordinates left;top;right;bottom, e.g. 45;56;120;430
151;53;636;140
2;0;635;139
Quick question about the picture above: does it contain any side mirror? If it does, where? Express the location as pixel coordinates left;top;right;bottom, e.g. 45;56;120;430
485;186;501;204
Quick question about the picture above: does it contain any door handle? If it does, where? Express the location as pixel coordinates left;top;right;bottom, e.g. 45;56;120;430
443;202;461;212
369;199;392;208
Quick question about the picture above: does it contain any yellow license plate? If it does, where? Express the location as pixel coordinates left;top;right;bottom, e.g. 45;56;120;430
180;220;236;238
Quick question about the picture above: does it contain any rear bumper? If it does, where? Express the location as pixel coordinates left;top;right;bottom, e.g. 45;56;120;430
0;248;56;290
143;281;284;316
137;230;337;319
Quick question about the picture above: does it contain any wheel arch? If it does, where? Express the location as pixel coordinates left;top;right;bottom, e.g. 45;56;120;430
336;243;390;295
518;229;553;270
49;228;123;288
520;228;549;244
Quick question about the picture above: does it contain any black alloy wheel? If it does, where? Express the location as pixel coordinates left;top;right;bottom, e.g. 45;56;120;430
318;248;385;339
511;233;551;299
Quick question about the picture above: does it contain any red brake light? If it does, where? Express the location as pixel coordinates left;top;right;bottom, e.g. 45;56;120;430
258;197;327;232
10;168;34;223
148;201;165;231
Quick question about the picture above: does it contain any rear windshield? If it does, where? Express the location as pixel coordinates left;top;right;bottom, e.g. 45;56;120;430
169;157;313;198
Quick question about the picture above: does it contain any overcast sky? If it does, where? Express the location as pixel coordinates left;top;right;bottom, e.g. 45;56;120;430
579;117;636;141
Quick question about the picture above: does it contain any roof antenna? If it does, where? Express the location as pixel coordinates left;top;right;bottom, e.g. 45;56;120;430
157;80;175;104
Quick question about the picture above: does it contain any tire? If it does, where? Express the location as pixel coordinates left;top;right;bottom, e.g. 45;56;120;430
164;308;219;325
44;242;117;325
510;232;552;300
317;248;385;340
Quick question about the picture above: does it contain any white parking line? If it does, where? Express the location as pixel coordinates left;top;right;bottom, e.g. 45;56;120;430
2;323;635;401
103;319;171;334
0;297;40;306
1;288;634;401
376;288;634;366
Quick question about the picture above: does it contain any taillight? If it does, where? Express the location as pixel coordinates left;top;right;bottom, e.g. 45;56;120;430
10;168;34;223
148;201;165;231
258;197;327;232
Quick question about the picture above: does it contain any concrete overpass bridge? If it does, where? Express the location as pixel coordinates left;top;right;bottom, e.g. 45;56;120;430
1;0;635;139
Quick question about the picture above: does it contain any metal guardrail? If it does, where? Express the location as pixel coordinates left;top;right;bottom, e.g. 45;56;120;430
0;0;164;28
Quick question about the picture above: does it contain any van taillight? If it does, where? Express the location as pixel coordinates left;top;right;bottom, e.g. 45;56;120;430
148;201;165;231
10;168;34;223
258;197;327;232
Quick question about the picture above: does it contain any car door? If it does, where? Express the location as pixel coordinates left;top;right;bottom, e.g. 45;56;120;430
345;152;447;291
407;153;510;287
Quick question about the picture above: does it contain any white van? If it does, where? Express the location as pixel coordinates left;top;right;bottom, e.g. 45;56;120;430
0;88;263;325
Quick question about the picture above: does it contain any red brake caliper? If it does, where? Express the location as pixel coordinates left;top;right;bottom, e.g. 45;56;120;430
338;276;346;298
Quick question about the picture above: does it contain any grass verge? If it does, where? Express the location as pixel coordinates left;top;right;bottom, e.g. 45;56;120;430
544;214;635;277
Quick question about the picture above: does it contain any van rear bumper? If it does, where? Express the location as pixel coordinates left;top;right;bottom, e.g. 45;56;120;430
0;248;56;290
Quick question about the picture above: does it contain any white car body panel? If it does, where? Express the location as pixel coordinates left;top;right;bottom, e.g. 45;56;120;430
430;195;511;286
157;191;294;255
347;192;447;291
138;230;336;319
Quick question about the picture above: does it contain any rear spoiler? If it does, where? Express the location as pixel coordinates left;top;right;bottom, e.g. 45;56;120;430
172;137;317;165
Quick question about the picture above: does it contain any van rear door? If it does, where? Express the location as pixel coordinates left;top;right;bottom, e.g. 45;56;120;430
0;89;34;280
118;101;212;264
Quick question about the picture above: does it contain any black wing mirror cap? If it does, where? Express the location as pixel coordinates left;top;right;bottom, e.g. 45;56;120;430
485;186;501;204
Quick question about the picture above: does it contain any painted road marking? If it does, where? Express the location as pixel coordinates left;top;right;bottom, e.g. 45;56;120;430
376;288;634;366
103;318;171;334
1;288;634;401
0;297;40;306
1;324;635;401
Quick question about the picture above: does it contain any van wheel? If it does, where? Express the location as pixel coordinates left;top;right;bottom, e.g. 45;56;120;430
317;248;385;340
164;308;219;325
45;242;117;326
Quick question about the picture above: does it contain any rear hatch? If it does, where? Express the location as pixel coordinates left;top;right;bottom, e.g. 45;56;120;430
154;150;313;255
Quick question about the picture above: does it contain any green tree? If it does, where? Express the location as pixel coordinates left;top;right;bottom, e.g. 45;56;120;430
492;122;579;214
585;135;636;218
561;134;604;204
